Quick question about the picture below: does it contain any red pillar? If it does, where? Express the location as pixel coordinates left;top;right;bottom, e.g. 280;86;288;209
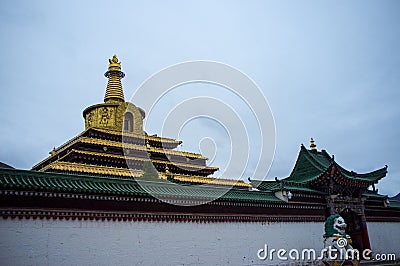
361;221;371;251
360;198;371;251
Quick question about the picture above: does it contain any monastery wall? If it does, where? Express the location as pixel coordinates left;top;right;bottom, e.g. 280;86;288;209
1;218;397;265
367;222;400;258
0;218;324;265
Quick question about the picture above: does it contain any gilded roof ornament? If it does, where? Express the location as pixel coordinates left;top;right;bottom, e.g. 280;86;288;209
104;54;125;103
108;54;121;70
310;138;317;151
110;54;119;64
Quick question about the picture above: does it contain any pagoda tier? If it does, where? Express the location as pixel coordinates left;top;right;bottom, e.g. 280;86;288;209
32;127;217;176
84;123;182;150
31;55;254;188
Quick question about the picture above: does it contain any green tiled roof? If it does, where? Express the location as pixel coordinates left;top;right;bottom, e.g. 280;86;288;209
251;180;326;194
362;190;388;199
389;200;400;209
284;145;331;183
252;145;387;193
0;168;283;203
284;145;387;184
362;191;400;210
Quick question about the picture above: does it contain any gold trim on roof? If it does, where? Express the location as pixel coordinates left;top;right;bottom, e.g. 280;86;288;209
147;146;206;160
146;134;182;145
31;130;90;170
40;161;142;177
93;127;182;144
37;127;183;163
53;130;88;153
66;149;218;171
80;137;205;159
41;161;248;187
32;133;205;171
164;174;251;188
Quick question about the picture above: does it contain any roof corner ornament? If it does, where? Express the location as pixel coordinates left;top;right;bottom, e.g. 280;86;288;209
384;198;390;207
275;189;292;202
146;139;150;149
165;165;170;174
310;138;317;151
287;191;292;200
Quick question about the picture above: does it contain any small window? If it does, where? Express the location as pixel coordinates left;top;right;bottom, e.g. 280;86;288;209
124;112;134;132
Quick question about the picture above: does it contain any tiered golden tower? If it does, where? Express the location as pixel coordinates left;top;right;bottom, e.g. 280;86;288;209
32;55;249;188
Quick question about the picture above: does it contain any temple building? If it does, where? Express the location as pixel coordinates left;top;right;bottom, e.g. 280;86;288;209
250;141;390;253
32;55;248;188
0;56;399;265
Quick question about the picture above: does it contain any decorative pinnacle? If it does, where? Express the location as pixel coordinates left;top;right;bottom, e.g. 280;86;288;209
310;138;317;151
104;54;125;103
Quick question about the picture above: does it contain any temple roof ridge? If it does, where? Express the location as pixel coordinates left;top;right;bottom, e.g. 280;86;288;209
32;136;213;173
40;161;143;178
94;127;182;145
1;168;278;202
62;149;218;171
250;142;388;192
165;173;251;188
285;144;387;184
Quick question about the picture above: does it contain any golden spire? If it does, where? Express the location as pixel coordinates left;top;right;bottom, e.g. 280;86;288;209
104;54;125;103
310;138;317;151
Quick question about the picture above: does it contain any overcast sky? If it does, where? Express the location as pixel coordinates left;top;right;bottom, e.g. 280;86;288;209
0;1;399;196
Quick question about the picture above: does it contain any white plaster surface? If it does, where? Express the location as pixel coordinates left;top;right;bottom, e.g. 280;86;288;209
0;219;325;265
1;219;398;265
367;222;400;259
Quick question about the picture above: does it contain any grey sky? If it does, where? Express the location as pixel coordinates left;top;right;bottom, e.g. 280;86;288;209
0;1;399;196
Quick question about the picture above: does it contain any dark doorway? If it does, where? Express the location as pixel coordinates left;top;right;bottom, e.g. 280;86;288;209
340;208;365;252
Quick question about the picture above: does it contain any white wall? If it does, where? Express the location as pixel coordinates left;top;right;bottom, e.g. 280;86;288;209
0;218;325;266
367;222;400;259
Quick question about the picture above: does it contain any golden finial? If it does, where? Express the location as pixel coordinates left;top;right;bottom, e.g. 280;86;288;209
111;54;118;63
108;54;121;69
104;54;125;103
310;138;317;151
